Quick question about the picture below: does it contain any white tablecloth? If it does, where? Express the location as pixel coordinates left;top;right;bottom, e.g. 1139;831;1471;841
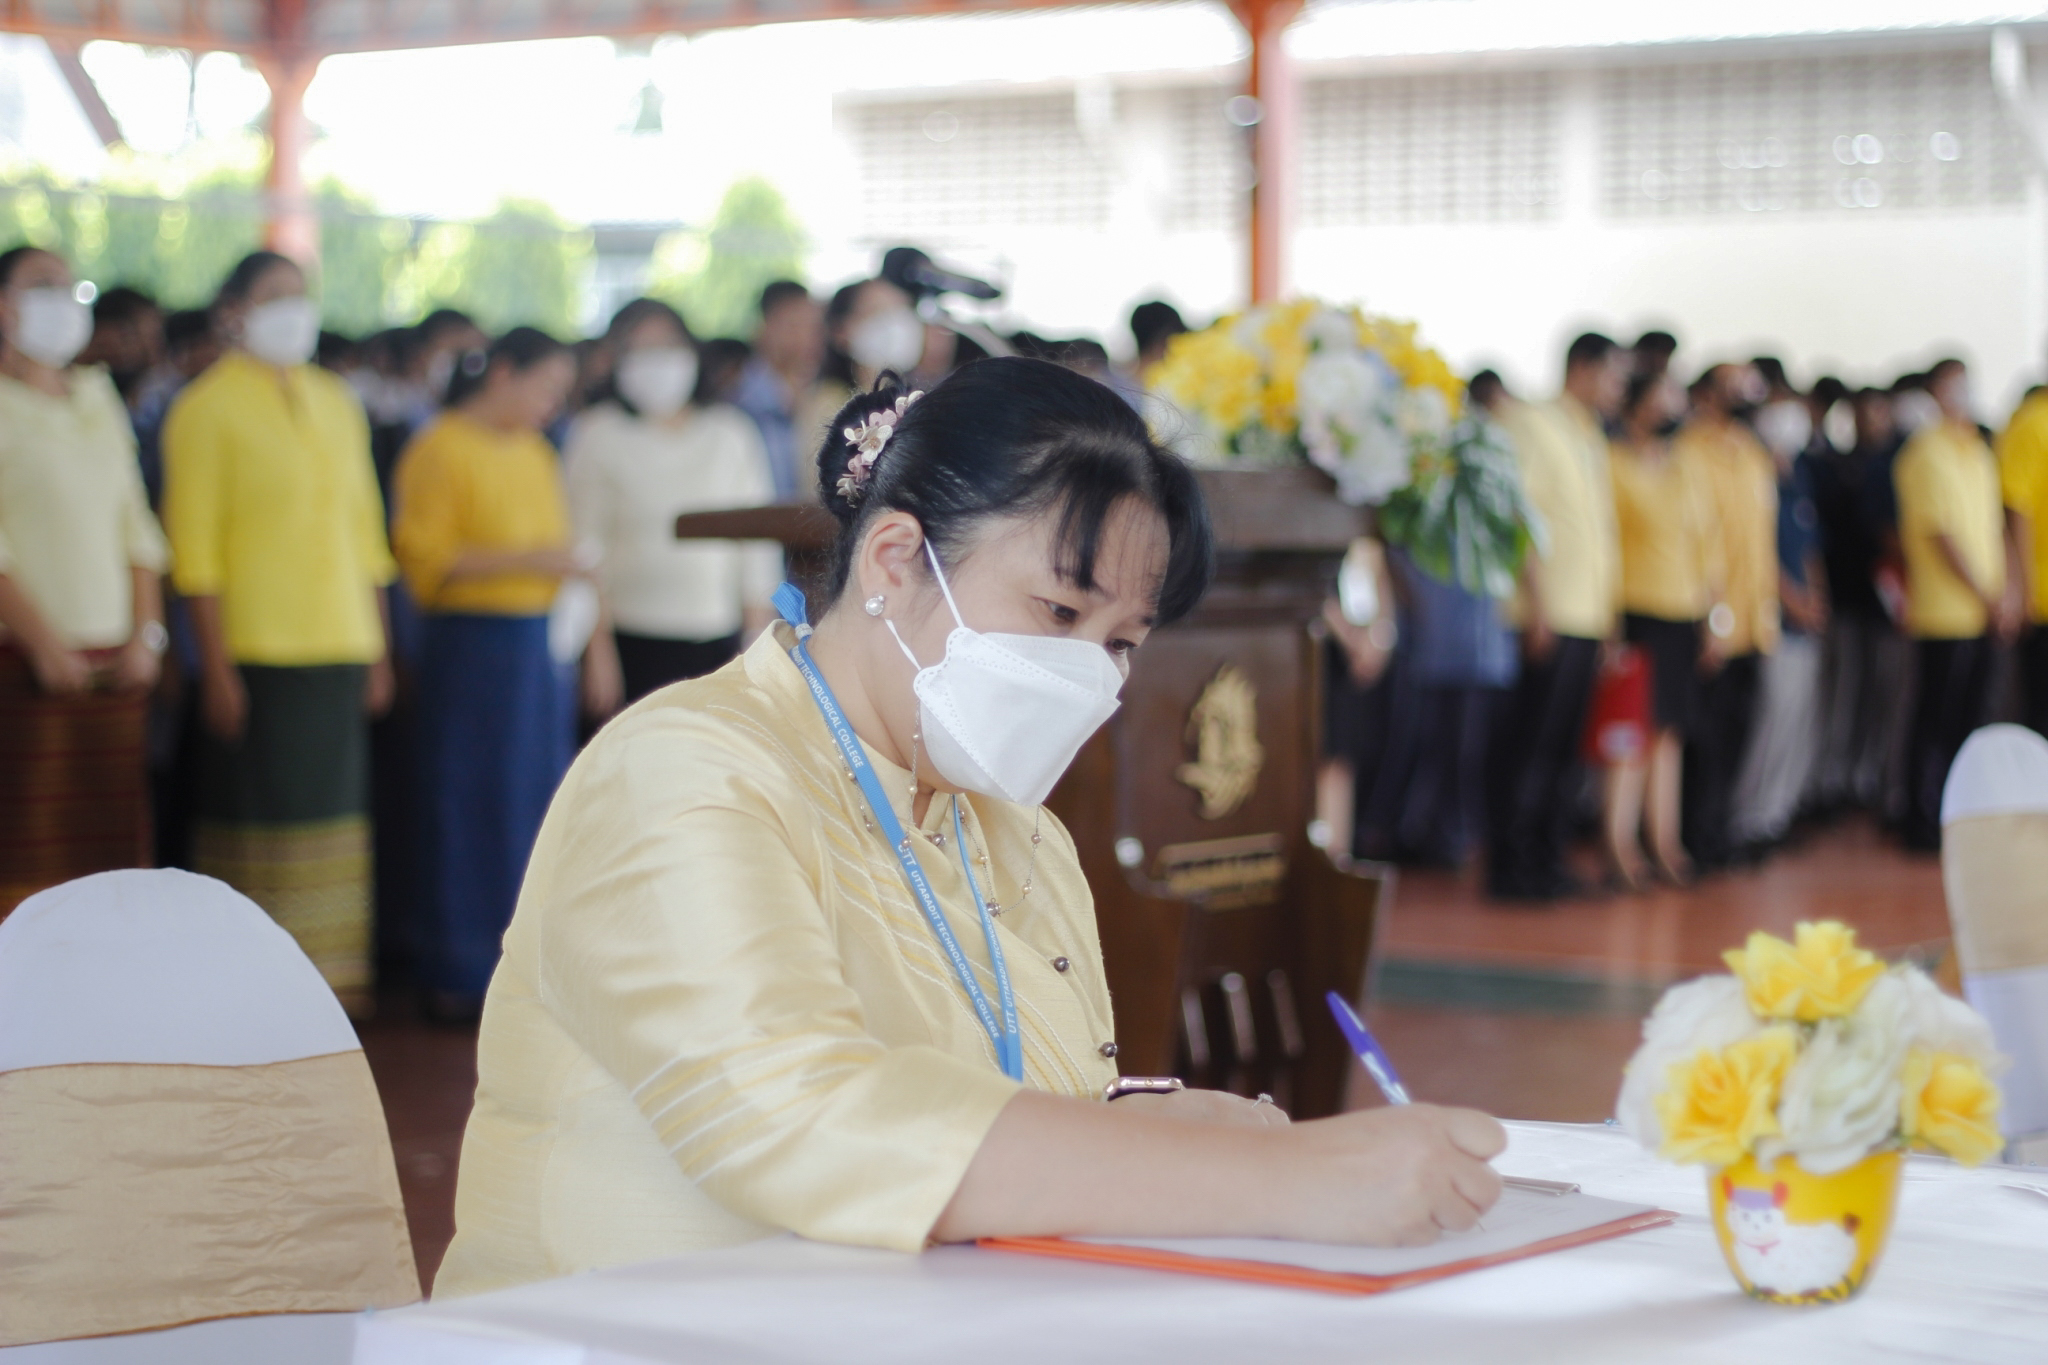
354;1122;2048;1365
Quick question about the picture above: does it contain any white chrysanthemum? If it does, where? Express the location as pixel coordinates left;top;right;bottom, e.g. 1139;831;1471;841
1617;975;1763;1151
1765;972;1909;1174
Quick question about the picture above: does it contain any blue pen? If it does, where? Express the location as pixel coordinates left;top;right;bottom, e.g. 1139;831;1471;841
1325;991;1411;1105
1326;991;1579;1203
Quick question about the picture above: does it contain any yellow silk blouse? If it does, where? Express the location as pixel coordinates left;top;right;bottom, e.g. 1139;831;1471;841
436;623;1120;1298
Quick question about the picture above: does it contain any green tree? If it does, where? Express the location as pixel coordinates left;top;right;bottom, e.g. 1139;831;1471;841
657;177;806;339
431;199;591;337
318;184;411;335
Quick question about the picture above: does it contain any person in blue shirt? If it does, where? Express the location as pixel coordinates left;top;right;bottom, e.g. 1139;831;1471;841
730;280;824;502
1732;383;1831;852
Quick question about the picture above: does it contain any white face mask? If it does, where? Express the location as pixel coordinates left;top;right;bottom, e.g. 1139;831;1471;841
886;543;1125;806
616;346;698;420
241;296;321;367
10;287;92;369
848;309;926;375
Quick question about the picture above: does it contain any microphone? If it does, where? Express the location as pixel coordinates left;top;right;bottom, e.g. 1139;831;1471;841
881;246;1002;302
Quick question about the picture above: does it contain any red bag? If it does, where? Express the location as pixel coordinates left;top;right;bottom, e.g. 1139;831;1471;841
1582;645;1651;767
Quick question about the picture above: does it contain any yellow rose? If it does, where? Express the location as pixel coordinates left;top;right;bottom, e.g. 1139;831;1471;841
1655;1027;1797;1167
1900;1050;2002;1166
1723;921;1885;1022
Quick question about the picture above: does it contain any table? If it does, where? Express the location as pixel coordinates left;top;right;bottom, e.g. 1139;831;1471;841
353;1122;2048;1365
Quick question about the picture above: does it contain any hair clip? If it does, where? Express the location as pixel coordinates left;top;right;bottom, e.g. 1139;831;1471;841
836;391;923;505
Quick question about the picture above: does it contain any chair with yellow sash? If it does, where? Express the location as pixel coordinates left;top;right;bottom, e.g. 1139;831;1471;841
1940;723;2048;1166
0;869;420;1358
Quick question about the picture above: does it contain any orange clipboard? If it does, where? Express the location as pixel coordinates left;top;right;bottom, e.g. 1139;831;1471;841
980;1208;1678;1297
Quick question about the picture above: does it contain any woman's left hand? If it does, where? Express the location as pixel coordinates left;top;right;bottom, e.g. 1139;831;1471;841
365;655;396;718
582;634;624;719
1110;1088;1290;1129
111;637;162;693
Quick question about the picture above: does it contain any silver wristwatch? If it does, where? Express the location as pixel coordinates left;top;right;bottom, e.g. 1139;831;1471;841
1101;1075;1187;1103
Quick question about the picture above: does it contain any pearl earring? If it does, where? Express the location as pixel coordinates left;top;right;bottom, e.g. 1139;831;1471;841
863;595;886;617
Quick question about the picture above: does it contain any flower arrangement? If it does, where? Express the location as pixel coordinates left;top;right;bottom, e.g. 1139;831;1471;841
1619;921;2005;1173
1147;299;1535;598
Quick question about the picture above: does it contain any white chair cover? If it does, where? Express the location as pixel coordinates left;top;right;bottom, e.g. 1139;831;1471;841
0;867;360;1072
1941;725;2048;1146
0;870;418;1349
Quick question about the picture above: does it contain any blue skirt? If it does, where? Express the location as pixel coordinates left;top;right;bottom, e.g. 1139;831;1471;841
418;614;574;999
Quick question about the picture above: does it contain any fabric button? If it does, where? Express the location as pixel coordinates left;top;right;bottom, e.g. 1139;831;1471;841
1098;1042;1119;1059
1052;956;1071;973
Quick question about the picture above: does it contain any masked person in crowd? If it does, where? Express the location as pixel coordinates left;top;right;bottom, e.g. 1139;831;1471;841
1895;359;2016;851
1487;332;1627;900
1673;363;1779;872
392;327;595;1021
0;246;170;914
1997;378;2048;738
1604;369;1715;890
806;277;926;453
565;297;780;706
731;281;827;502
77;285;163;409
161;250;397;1015
434;357;1506;1299
1729;367;1830;856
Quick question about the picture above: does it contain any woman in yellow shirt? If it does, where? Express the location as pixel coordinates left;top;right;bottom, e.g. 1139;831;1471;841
1606;371;1720;890
392;327;601;1019
162;251;396;1013
0;245;169;913
436;357;1505;1298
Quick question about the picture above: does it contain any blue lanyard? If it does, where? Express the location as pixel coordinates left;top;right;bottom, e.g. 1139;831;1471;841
772;584;1024;1081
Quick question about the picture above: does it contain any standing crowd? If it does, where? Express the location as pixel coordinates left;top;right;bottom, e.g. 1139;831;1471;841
0;242;923;1016
0;242;1174;1012
1323;329;2048;901
6;228;2040;1005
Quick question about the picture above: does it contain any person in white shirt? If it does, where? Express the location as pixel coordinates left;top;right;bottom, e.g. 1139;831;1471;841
565;298;781;705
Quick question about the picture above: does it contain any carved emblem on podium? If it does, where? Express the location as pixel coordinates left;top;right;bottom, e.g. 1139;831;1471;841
1176;665;1264;819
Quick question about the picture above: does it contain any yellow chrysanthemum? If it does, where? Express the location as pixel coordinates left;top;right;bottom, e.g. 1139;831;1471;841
1655;1027;1797;1166
1723;921;1886;1022
1259;372;1299;435
1152;327;1264;434
1900;1050;2003;1166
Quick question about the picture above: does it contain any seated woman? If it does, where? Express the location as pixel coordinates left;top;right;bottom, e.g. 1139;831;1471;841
436;357;1505;1297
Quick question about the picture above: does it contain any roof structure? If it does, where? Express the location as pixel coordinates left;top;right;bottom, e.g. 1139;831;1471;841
0;0;1109;58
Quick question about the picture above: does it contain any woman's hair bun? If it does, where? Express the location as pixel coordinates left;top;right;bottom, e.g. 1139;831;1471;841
816;371;917;525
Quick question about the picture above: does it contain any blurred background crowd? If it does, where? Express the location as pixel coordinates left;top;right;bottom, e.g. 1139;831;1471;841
3;232;2044;1022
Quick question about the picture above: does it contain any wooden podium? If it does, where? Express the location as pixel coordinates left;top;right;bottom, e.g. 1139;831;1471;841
677;467;1388;1119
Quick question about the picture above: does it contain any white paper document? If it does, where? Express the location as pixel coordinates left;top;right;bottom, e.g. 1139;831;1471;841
1075;1188;1663;1277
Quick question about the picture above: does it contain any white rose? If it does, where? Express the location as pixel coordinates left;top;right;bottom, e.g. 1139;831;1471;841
1298;349;1382;426
1305;308;1360;353
1617;975;1761;1151
1896;965;2001;1066
1332;418;1413;505
1766;972;1908;1174
1396;385;1453;442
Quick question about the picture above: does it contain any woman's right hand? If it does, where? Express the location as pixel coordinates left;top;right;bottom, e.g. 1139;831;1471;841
201;663;249;741
27;643;93;695
1263;1104;1506;1246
